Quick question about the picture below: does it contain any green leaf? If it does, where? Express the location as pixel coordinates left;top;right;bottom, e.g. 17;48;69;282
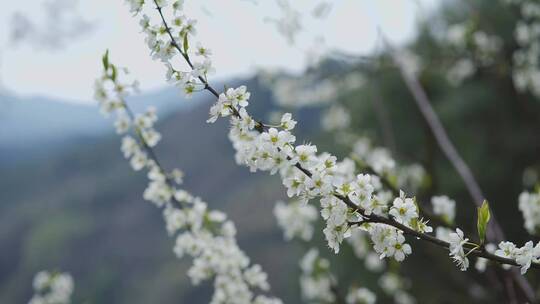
102;49;109;71
412;196;420;216
183;34;189;54
477;200;491;244
111;65;117;82
387;174;398;188
409;217;419;231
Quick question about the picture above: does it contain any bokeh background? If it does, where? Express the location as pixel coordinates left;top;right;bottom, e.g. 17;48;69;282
1;0;540;303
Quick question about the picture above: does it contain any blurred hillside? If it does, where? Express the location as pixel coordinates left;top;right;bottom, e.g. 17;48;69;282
0;87;201;162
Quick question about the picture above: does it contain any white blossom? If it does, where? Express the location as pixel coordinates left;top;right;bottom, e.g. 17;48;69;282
514;241;540;274
448;228;469;271
389;191;418;225
518;190;540;234
384;232;412;262
114;113;131;134
274;200;318;241
369;224;412;262
293;144;318;168
29;271;74;304
346;287;376;304
431;195;456;223
244;264;270;291
323;221;351;254
299;249;335;303
280;113;297;130
195;42;212;58
191;59;215;78
322;105;351;131
126;0;145;14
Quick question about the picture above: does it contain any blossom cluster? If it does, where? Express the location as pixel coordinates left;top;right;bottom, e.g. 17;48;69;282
277;109;420;302
329;125;427;194
299;82;428;194
438;225;540;274
346;287;377;304
447;228;470;271
273;200;318;241
95;50;280;304
495;240;540;274
29;271;74;304
444;22;502;86
518;190;540;234
260;71;365;108
351;138;394;180
299;249;337;303
430;195;456;224
505;0;540;98
337;127;538;277
346;229;385;272
299;249;414;304
378;273;416;304
131;0;215;98
275;199;417;303
223;97;424;257
366;222;413;262
321;104;351;132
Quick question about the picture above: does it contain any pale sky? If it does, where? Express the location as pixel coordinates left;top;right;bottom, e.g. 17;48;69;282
0;0;440;103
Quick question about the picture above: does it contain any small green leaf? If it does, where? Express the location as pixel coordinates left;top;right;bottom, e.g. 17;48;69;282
409;217;419;231
477;200;491;244
387;174;398;188
102;49;109;71
412;196;420;216
183;34;189;54
111;65;117;82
